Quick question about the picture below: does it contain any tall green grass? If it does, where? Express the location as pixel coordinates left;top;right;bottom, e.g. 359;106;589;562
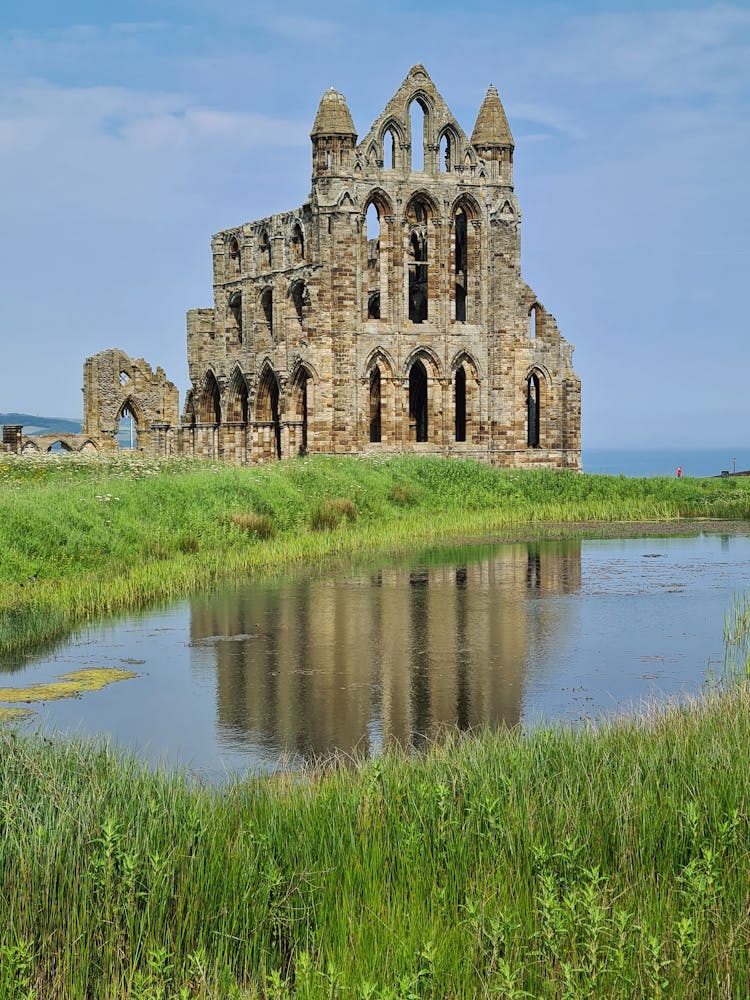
1;680;748;998
2;452;750;655
3;455;750;996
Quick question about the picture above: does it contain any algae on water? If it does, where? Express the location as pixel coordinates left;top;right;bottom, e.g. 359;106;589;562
0;705;34;722
0;667;138;706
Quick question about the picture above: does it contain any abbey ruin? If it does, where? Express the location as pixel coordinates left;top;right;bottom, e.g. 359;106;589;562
3;66;581;465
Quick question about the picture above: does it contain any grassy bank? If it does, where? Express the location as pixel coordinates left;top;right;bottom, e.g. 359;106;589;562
2;453;750;656
3;454;750;997
1;679;748;998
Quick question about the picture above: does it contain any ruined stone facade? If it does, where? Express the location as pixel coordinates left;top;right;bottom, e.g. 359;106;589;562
180;64;580;467
82;349;179;452
4;66;580;466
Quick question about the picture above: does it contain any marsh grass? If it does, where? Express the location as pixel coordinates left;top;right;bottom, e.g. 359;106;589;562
1;681;748;998
229;512;276;539
309;497;358;531
2;452;750;656
388;482;420;507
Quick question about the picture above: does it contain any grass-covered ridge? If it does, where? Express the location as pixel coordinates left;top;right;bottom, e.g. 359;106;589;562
1;680;749;998
3;452;750;655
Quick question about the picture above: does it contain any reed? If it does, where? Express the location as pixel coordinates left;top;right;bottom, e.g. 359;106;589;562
0;679;748;998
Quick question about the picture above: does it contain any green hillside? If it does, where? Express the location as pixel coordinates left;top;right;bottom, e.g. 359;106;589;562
0;412;81;436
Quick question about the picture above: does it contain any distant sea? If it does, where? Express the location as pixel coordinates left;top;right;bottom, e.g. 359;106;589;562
583;447;750;479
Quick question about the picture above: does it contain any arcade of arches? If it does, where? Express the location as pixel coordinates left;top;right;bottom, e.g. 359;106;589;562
71;66;579;468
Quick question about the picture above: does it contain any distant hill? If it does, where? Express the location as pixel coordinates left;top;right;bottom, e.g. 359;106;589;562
0;412;82;436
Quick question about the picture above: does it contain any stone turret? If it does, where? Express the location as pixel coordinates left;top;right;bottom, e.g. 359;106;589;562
471;85;514;184
311;87;358;177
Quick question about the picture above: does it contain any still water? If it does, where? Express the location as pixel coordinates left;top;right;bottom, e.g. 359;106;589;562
4;531;750;777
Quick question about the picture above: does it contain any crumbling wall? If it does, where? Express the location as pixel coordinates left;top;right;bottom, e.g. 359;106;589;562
82;349;179;452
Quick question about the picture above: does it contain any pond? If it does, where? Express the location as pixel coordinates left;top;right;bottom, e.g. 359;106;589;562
3;530;749;777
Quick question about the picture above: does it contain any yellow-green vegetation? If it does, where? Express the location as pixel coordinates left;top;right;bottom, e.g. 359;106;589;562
1;680;748;998
0;667;137;704
2;451;750;656
0;706;33;722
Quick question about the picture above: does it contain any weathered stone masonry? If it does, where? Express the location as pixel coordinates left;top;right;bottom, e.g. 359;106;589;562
9;66;579;466
81;349;179;453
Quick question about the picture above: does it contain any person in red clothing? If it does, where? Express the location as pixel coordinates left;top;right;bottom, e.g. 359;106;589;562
676;466;683;478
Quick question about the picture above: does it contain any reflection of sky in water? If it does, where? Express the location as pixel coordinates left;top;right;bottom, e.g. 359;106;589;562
523;535;741;724
2;532;749;778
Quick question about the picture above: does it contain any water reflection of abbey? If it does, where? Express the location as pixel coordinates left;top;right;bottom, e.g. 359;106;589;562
189;542;581;758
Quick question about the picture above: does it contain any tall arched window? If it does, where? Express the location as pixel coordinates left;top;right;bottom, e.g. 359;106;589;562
290;280;307;325
407;197;431;324
256;368;281;460
291;223;305;264
366;202;381;319
290;366;312;455
455;366;466;442
384;128;396;169
228;291;242;343
409;360;428;442
259;231;272;270
260;288;273;338
529;304;538;339
369;366;381;443
410;100;426;172
439;133;451;172
226;370;248;424
455;208;468;323
199;372;221;425
227;237;241;277
117;402;138;449
527;373;540;448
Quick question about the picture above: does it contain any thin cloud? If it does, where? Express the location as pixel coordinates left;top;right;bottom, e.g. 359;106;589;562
551;3;750;99
0;81;307;155
511;102;586;140
121;105;307;149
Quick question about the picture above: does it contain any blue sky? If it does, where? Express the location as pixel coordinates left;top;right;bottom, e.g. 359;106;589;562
0;1;748;448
